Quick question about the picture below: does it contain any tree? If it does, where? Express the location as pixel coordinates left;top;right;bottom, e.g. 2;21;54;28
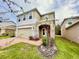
55;25;61;35
0;0;31;15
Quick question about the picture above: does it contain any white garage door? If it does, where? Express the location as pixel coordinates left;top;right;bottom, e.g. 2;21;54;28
18;28;33;38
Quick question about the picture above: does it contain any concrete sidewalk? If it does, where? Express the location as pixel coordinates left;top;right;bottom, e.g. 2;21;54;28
0;37;42;49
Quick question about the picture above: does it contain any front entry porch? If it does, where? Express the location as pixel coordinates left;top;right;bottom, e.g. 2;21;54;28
39;24;50;38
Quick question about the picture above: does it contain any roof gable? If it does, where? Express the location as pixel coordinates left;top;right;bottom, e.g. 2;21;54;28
17;8;41;17
61;16;79;26
17;8;55;17
66;21;79;29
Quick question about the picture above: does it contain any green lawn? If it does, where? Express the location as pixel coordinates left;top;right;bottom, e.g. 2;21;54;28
0;43;44;59
0;36;79;59
54;35;79;59
0;36;11;40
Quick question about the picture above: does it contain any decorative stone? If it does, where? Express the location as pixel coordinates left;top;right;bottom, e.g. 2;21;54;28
38;45;57;57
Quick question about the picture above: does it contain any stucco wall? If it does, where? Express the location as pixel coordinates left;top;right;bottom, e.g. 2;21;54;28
61;23;79;43
41;13;55;21
32;10;40;21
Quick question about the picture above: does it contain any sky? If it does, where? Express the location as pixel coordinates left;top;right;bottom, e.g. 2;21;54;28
0;0;79;24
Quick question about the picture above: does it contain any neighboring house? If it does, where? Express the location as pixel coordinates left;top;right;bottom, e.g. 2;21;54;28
16;8;55;39
61;16;79;43
0;20;16;37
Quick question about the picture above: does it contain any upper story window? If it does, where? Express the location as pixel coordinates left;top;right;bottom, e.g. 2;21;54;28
18;19;20;22
23;17;26;21
29;16;32;19
28;12;32;19
0;21;2;23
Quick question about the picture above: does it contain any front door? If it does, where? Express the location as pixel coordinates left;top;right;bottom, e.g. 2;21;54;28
42;28;47;37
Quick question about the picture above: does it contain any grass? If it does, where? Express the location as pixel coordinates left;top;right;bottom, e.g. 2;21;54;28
0;43;44;59
0;35;79;59
0;36;11;40
53;35;79;59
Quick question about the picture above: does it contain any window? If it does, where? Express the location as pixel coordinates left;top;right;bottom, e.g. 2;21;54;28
65;21;72;28
23;17;26;21
68;22;72;25
29;16;32;19
67;19;73;25
0;21;2;23
18;19;20;22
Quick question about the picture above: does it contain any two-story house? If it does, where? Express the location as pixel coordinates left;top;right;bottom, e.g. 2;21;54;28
16;8;55;39
61;16;79;43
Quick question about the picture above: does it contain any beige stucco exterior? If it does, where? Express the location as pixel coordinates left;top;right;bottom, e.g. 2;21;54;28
16;8;55;39
61;16;79;43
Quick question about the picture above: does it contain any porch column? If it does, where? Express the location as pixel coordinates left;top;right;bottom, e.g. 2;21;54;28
50;23;55;39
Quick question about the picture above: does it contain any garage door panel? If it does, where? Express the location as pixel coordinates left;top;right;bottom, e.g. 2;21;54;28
18;28;32;38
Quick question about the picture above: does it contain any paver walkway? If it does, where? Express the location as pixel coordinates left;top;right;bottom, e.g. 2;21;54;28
0;37;42;48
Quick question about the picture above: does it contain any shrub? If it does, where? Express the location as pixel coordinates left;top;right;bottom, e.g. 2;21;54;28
10;33;15;37
10;35;15;37
55;25;61;35
42;36;49;46
34;37;39;41
29;36;34;40
2;33;15;37
29;36;39;41
2;33;8;36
